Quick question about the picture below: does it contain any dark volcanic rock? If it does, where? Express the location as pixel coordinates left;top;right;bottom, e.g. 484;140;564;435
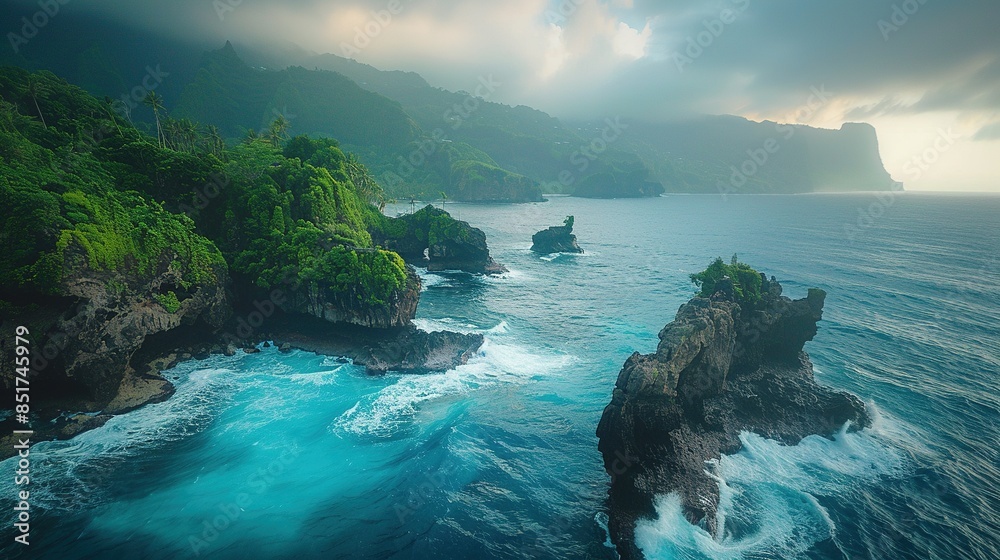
596;277;870;559
354;328;484;374
531;223;583;254
0;248;231;459
281;264;421;329
0;252;230;411
372;205;507;274
267;314;484;375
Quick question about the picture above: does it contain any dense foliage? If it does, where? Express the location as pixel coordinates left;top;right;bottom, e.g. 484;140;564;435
0;67;225;295
690;256;764;306
0;67;408;308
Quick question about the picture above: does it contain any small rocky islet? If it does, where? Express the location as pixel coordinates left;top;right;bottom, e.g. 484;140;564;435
531;215;584;254
596;260;871;559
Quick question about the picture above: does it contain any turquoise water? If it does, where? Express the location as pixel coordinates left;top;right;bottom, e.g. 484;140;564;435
3;194;999;559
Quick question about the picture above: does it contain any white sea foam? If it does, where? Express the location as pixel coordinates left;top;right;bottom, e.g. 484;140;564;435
413;317;483;334
331;336;572;439
635;427;909;559
415;269;451;290
0;361;243;515
482;268;529;283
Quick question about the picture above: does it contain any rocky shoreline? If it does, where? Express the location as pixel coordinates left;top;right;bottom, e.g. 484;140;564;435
1;203;506;460
0;308;485;460
596;275;871;559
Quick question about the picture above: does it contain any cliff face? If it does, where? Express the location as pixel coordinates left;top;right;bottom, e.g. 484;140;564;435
625;116;899;193
282;265;421;329
596;277;870;559
1;245;231;412
372;206;507;274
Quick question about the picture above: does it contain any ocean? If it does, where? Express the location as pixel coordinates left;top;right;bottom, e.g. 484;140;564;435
2;193;998;559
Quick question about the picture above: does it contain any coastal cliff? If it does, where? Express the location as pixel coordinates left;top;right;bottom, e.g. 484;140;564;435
596;270;870;559
281;263;421;329
0;68;492;458
371;205;507;274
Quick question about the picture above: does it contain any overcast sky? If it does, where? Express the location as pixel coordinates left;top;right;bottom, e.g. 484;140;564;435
12;0;1000;191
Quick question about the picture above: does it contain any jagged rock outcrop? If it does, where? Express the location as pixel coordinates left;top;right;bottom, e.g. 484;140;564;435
531;221;583;254
372;205;507;274
281;265;421;329
596;276;870;559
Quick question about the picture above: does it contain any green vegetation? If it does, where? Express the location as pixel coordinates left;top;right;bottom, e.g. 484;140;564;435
563;216;574;229
155;291;182;313
690;255;764;306
0;67;225;295
449;160;542;202
0;66;409;310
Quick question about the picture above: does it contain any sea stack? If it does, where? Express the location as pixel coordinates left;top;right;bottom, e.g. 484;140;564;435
595;272;871;559
531;216;583;254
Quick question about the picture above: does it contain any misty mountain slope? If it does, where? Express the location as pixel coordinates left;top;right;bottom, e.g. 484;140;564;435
618;116;897;194
237;43;657;194
0;4;896;197
175;42;420;148
241;44;895;195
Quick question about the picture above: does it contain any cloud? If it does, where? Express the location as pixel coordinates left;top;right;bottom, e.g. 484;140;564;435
9;0;997;124
5;0;997;189
974;122;1000;142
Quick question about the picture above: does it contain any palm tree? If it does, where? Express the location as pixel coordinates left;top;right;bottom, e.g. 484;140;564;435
26;76;46;129
205;125;225;156
268;114;289;147
142;91;165;148
161;117;179;150
178;118;199;152
102;96;126;139
345;153;386;207
243;128;260;144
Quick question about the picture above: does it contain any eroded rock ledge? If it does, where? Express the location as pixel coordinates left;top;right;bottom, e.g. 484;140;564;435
596;276;870;560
